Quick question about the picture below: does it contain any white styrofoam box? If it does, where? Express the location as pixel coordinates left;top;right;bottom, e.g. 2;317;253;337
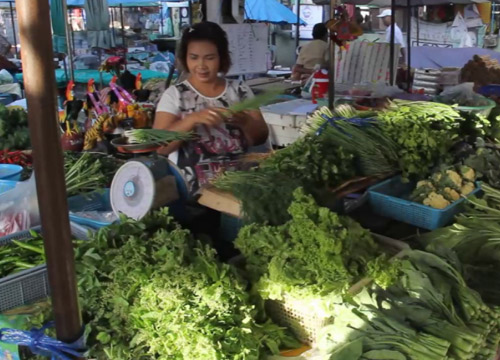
268;124;302;147
295;115;308;128
261;99;318;129
262;111;296;127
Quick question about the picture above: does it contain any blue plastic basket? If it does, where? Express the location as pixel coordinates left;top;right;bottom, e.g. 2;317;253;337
68;189;113;229
478;85;500;97
0;180;17;195
368;176;481;230
0;164;23;181
0;223;92;312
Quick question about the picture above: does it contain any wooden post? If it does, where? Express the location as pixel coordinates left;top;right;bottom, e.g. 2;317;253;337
15;0;82;344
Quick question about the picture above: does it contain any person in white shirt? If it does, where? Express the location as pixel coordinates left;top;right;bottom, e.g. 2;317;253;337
377;9;406;63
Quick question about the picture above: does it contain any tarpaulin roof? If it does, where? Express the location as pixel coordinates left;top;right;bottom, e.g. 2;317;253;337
344;0;488;6
67;0;159;6
245;0;306;25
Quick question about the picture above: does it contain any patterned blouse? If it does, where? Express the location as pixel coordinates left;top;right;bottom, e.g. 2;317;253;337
156;79;255;195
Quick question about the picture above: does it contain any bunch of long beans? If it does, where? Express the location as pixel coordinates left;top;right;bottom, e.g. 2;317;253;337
0;230;45;278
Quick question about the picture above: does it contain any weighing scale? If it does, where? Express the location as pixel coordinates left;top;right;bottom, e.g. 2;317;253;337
110;137;188;220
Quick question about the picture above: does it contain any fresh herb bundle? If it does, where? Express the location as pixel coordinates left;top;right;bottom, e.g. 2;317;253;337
124;129;194;144
377;100;463;178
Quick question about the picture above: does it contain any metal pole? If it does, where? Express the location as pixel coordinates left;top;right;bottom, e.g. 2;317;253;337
389;0;395;85
62;0;74;82
406;3;411;92
295;0;300;59
160;3;164;34
9;2;17;57
14;0;82;344
110;8;116;44
120;4;126;47
416;6;420;45
328;0;335;110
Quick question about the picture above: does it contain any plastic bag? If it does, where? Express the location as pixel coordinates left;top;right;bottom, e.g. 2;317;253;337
440;82;491;107
0;175;39;237
0;69;13;85
440;82;476;105
70;211;118;223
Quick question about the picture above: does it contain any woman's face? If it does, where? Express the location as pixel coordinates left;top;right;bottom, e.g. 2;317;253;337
186;40;220;83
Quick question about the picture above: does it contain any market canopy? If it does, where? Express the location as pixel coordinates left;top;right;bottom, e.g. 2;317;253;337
343;0;488;6
244;0;306;25
68;0;159;6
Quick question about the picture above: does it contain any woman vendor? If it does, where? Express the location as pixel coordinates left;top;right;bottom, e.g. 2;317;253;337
154;22;269;196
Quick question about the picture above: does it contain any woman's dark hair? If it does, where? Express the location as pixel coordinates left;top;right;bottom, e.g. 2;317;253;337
178;21;231;74
312;23;328;40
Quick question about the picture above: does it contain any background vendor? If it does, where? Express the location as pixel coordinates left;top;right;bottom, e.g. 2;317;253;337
291;23;328;81
153;21;269;197
377;9;406;64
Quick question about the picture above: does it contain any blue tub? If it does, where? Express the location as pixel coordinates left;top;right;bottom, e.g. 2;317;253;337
0;164;23;181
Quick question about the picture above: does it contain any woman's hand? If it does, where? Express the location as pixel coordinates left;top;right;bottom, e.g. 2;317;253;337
185;107;227;128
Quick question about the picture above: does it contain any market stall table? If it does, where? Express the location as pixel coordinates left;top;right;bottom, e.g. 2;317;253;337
246;77;301;94
15;68;170;87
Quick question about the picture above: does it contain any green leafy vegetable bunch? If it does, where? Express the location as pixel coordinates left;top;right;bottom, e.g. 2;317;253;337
318;249;500;360
235;188;399;304
74;208;296;359
377;100;463;178
0;105;30;150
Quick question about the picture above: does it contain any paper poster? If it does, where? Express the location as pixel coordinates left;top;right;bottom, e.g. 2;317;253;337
411;18;454;48
292;5;324;40
411;13;484;48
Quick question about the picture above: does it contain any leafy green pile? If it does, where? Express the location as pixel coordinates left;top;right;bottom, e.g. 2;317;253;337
260;135;356;188
73;209;296;359
302;106;398;177
0;105;30;150
377;100;463;178
464;139;500;189
420;183;500;305
213;169;303;225
318;250;500;360
64;152;121;196
235;188;399;305
213;133;356;225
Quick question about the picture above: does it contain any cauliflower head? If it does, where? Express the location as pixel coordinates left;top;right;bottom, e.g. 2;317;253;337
442;187;460;202
459;165;476;182
423;192;450;209
416;180;435;190
461;182;475;196
445;170;463;189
